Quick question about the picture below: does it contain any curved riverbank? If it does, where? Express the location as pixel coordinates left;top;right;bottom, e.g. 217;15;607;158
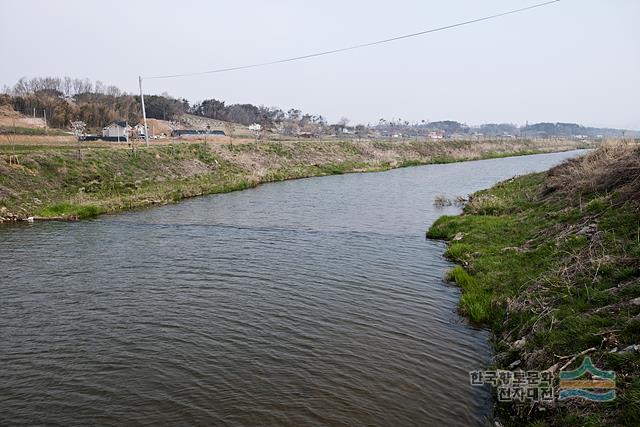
0;138;587;222
428;142;640;426
1;150;587;426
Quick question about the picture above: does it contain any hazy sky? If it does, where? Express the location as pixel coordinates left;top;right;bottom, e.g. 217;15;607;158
1;0;638;128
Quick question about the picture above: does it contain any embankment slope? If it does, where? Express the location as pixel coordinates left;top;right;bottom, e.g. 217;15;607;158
428;142;640;425
1;138;584;221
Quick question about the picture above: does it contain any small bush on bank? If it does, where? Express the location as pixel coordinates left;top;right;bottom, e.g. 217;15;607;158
466;194;508;215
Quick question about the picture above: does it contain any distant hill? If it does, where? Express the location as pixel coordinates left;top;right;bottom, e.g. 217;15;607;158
375;120;639;139
521;122;639;138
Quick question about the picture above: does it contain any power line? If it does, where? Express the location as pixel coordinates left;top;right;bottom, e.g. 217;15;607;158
138;0;560;145
144;0;560;80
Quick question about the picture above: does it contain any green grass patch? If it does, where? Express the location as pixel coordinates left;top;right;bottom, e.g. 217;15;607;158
446;266;497;323
429;155;458;164
398;159;423;168
36;202;102;218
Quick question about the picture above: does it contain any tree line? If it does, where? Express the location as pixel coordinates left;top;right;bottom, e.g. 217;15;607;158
0;76;330;134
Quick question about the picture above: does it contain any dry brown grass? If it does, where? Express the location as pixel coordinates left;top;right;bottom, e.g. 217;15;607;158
543;141;640;205
0;105;46;128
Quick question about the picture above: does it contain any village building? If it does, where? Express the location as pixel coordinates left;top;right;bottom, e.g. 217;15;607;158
102;121;130;141
134;124;147;138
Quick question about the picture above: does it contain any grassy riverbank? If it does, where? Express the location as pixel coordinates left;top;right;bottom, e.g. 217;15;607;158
0;138;586;222
428;142;640;426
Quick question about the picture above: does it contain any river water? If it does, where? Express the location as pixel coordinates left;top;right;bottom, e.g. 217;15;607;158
0;151;584;426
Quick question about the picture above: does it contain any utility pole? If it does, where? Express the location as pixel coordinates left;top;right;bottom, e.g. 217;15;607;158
139;76;149;147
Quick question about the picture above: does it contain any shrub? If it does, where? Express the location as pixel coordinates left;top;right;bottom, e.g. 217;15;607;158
37;202;101;218
466;194;508;215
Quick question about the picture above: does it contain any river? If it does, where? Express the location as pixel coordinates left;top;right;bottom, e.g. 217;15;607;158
0;150;584;426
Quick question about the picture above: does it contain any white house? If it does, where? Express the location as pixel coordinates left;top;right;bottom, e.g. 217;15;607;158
102;121;130;140
134;124;147;138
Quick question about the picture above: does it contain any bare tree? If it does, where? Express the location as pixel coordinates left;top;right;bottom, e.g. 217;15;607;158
249;123;262;143
62;76;73;96
355;124;368;141
224;121;236;144
4;120;18;164
106;85;121;97
72;78;84;95
336;116;350;134
80;78;92;94
94;80;105;94
70;120;86;160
